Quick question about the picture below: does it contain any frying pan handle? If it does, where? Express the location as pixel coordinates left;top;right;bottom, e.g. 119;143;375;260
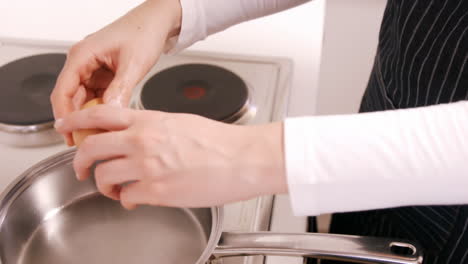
212;232;423;264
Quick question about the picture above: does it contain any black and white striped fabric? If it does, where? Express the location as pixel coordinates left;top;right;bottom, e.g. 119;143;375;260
321;1;468;263
361;0;468;111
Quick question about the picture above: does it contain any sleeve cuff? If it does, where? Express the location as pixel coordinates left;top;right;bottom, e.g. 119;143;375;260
165;0;208;54
284;117;321;216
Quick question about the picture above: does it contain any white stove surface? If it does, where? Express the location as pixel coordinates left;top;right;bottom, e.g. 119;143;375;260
0;38;305;264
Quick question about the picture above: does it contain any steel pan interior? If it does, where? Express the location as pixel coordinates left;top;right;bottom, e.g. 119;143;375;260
0;150;214;264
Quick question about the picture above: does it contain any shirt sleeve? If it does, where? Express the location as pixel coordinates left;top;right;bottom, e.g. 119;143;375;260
284;101;468;216
165;0;311;53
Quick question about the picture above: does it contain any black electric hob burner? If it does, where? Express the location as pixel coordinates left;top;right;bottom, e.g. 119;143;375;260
140;64;250;123
0;53;66;126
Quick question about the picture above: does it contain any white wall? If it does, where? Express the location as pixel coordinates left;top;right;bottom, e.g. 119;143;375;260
314;0;387;233
316;0;387;115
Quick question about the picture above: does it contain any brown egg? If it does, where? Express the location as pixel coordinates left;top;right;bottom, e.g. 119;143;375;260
72;98;106;147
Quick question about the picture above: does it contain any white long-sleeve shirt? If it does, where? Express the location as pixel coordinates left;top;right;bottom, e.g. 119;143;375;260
166;0;468;216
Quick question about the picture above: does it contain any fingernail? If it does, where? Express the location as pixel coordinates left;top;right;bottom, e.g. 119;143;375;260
54;118;64;129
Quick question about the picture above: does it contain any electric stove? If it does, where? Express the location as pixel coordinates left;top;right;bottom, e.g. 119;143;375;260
0;37;300;264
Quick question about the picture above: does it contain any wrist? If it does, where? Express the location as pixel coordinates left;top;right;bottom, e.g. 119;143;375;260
146;0;182;38
246;122;288;195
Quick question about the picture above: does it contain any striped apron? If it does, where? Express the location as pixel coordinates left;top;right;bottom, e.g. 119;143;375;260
316;1;468;263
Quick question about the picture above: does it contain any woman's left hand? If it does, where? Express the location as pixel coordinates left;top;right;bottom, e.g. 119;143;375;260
54;105;287;209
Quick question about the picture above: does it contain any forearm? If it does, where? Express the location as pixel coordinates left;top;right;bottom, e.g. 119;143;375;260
284;101;468;216
166;0;311;52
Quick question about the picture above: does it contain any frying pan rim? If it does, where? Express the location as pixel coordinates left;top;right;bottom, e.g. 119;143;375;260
0;148;225;264
0;149;77;225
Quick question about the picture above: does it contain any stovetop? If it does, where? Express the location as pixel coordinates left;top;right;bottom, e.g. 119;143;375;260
0;37;294;264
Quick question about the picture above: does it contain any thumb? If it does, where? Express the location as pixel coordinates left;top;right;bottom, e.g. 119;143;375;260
103;64;142;108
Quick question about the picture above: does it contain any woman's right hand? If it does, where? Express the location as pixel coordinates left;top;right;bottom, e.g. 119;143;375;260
51;0;182;146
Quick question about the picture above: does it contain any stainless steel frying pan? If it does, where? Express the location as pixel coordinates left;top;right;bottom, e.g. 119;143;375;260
0;149;423;264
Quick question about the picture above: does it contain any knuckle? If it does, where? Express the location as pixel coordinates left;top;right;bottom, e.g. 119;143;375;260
79;134;98;151
72;153;86;176
49;94;57;107
94;163;112;195
129;132;147;150
68;41;86;56
50;88;63;105
50;89;58;101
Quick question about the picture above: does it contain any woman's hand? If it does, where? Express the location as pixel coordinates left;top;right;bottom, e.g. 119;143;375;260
51;0;182;145
54;106;288;209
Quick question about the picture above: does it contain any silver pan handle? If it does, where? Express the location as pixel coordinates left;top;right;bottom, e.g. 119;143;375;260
212;232;423;264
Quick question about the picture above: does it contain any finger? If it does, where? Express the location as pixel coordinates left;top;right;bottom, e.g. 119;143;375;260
71;85;97;112
103;55;146;107
64;133;74;147
73;131;129;181
51;44;100;146
51;43;99;119
59;85;89;147
120;181;162;210
94;158;142;200
50;64;80;120
72;85;88;111
54;105;134;134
